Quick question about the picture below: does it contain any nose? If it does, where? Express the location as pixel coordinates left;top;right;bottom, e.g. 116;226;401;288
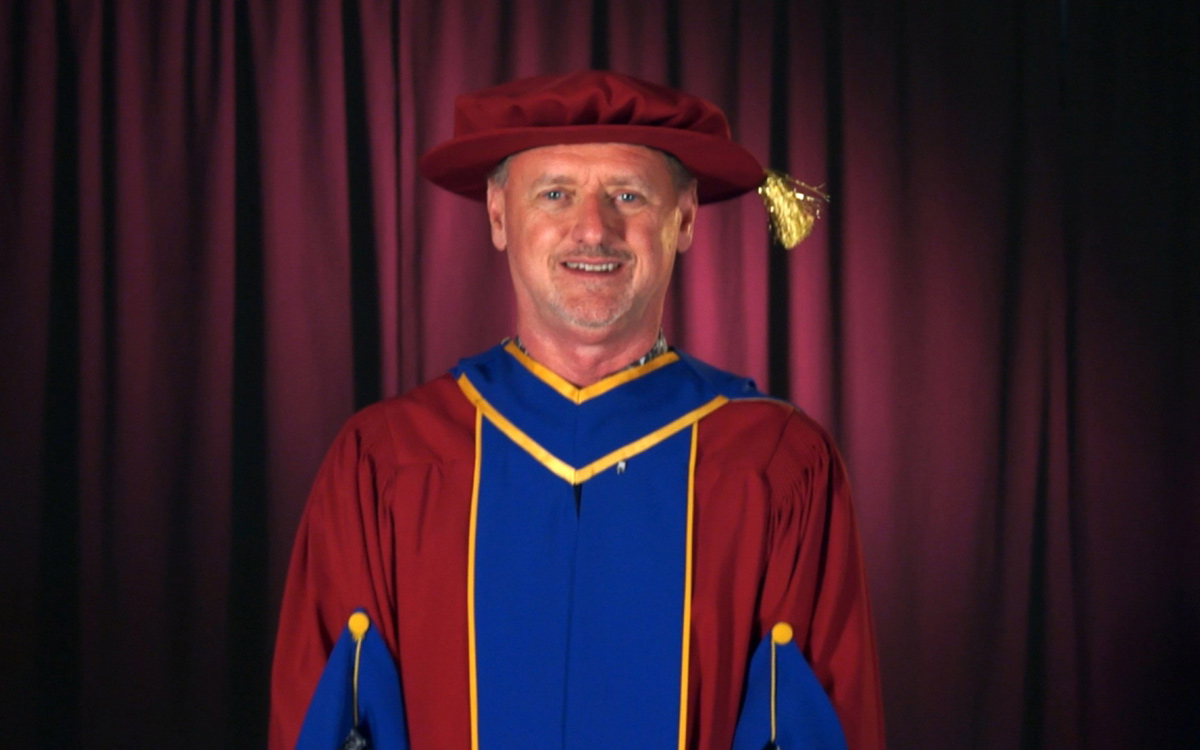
570;193;617;246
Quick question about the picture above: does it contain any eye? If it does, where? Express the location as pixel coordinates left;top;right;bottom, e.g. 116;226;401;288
542;189;565;201
615;191;641;203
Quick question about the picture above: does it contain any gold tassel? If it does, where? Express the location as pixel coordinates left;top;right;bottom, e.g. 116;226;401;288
756;170;829;249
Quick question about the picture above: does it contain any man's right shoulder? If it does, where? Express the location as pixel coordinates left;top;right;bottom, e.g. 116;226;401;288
335;373;476;468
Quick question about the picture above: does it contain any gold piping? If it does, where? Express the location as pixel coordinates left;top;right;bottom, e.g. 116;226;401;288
467;410;482;750
677;424;698;750
457;374;727;484
503;340;681;404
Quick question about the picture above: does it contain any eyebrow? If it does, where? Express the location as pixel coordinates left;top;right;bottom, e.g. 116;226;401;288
605;176;653;191
528;174;654;191
529;174;576;189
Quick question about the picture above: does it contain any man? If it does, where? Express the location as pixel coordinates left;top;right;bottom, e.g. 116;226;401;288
269;71;884;750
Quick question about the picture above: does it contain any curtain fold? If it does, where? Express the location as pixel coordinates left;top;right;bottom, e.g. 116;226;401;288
2;1;1196;747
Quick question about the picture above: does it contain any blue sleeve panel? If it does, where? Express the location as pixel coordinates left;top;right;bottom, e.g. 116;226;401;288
296;612;409;750
732;630;847;750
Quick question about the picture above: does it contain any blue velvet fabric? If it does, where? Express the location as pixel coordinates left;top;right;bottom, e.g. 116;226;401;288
296;612;408;750
732;632;846;750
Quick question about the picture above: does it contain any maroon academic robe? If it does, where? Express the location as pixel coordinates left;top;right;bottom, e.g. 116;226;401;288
269;372;885;750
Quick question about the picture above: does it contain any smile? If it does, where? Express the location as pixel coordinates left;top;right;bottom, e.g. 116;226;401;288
563;261;620;272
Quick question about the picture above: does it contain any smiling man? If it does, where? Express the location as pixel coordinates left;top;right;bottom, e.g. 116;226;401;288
270;71;884;750
488;141;697;383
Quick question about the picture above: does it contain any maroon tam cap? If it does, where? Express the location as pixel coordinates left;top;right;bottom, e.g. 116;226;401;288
419;70;766;204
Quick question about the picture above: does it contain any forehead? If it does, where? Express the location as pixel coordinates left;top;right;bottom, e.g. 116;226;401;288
505;142;674;184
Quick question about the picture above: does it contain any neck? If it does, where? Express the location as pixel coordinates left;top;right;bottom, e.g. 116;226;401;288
513;326;662;387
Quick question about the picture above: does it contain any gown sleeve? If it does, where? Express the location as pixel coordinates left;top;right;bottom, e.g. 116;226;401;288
268;405;401;750
755;411;886;750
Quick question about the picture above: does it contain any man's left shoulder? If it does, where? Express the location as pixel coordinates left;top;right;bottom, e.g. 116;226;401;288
703;397;836;457
676;353;839;468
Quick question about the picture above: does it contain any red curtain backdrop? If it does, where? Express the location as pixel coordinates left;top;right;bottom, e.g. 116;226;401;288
3;1;1197;748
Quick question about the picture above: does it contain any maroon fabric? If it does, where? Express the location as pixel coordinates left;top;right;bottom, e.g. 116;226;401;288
268;370;883;750
2;2;1197;749
419;70;764;202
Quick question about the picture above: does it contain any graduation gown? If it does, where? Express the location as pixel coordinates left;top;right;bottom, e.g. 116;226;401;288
269;343;884;750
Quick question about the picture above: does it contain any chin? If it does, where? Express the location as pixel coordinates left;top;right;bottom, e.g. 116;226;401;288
552;298;633;331
559;312;624;332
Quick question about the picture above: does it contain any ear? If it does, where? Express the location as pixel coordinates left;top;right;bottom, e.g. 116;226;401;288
486;181;508;252
674;182;699;254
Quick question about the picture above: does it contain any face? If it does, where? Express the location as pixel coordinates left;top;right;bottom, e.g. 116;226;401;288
486;142;698;346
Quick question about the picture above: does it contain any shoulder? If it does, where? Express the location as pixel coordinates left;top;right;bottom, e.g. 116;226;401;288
671;350;838;474
698;397;839;479
696;397;851;550
329;373;475;469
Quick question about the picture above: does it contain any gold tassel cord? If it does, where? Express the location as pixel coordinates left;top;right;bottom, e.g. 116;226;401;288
769;622;794;745
757;170;829;249
348;612;371;728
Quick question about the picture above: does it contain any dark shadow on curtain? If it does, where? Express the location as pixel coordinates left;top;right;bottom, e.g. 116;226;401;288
230;0;270;744
590;0;609;70
342;0;383;410
820;0;845;437
37;2;83;745
1018;365;1051;749
766;0;792;402
1059;3;1091;745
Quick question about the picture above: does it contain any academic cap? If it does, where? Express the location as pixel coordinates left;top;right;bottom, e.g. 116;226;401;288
419;70;825;247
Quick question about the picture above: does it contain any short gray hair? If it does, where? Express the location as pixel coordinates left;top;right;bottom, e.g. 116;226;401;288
660;151;697;192
487;148;696;192
487;156;512;188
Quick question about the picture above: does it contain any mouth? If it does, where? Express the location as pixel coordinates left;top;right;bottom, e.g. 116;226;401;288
562;260;621;273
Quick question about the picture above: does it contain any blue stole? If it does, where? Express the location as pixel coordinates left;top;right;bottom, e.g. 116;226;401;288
453;342;755;749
